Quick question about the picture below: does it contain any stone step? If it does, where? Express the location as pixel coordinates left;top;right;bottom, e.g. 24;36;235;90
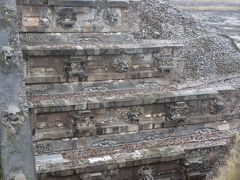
23;40;183;84
28;88;228;141
26;79;169;96
28;87;219;108
33;121;236;154
36;145;185;178
22;39;182;55
35;136;230;179
20;33;134;46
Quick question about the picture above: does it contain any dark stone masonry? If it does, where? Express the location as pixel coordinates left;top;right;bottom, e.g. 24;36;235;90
0;0;239;180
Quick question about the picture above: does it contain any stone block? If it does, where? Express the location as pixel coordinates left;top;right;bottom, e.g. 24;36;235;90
16;0;47;5
107;0;129;8
48;0;97;7
55;169;74;176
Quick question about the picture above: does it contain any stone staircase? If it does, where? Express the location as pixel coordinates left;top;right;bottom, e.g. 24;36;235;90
16;0;238;180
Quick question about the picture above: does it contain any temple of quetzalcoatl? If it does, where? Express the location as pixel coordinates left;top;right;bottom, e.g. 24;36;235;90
1;0;240;180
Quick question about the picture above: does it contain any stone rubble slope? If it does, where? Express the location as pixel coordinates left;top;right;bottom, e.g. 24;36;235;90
135;0;240;82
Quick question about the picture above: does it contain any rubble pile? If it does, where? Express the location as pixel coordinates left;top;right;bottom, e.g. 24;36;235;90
137;0;240;81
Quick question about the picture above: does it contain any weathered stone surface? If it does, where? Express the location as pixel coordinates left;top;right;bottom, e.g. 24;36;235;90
22;40;182;84
18;1;137;33
0;1;36;180
107;0;129;8
14;172;27;180
4;0;239;179
48;0;97;7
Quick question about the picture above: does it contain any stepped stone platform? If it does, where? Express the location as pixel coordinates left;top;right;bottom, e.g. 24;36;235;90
1;0;236;179
23;39;182;84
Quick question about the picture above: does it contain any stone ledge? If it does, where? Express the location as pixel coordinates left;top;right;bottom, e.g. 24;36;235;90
35;136;231;175
35;146;185;174
28;87;220;109
20;33;133;46
16;0;48;5
107;0;129;8
17;0;130;7
48;0;97;7
22;40;183;56
33;124;235;154
25;71;169;84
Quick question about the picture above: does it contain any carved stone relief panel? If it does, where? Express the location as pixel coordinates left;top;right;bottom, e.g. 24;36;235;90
26;47;177;83
0;46;13;64
138;166;155;180
112;55;129;73
69;110;95;137
26;84;54;95
69;54;158;74
20;3;139;33
141;104;166;122
127;106;143;124
28;56;63;77
96;106;143;126
36;112;71;130
33;142;54;154
21;5;52;29
153;53;174;72
56;8;77;28
103;8;121;26
188;100;210;114
163;98;224;128
54;6;97;29
33;110;97;139
64;56;88;82
95;104;166;128
2;105;25;135
163;102;189;127
184;146;227;174
210;98;225;114
187;98;224;115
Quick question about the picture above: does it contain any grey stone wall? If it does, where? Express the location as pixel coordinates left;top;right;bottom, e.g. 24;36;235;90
0;1;36;180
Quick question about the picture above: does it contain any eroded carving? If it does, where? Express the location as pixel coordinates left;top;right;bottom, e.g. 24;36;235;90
103;9;120;26
128;112;141;124
69;111;95;135
0;46;13;64
65;61;88;81
2;105;25;135
163;102;189;127
57;8;77;28
127;107;142;124
211;100;225;114
30;66;57;76
153;53;174;72
138;166;154;180
112;55;129;73
34;143;54;154
39;8;52;27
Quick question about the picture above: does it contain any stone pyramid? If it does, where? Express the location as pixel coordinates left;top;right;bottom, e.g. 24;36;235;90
1;0;239;180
